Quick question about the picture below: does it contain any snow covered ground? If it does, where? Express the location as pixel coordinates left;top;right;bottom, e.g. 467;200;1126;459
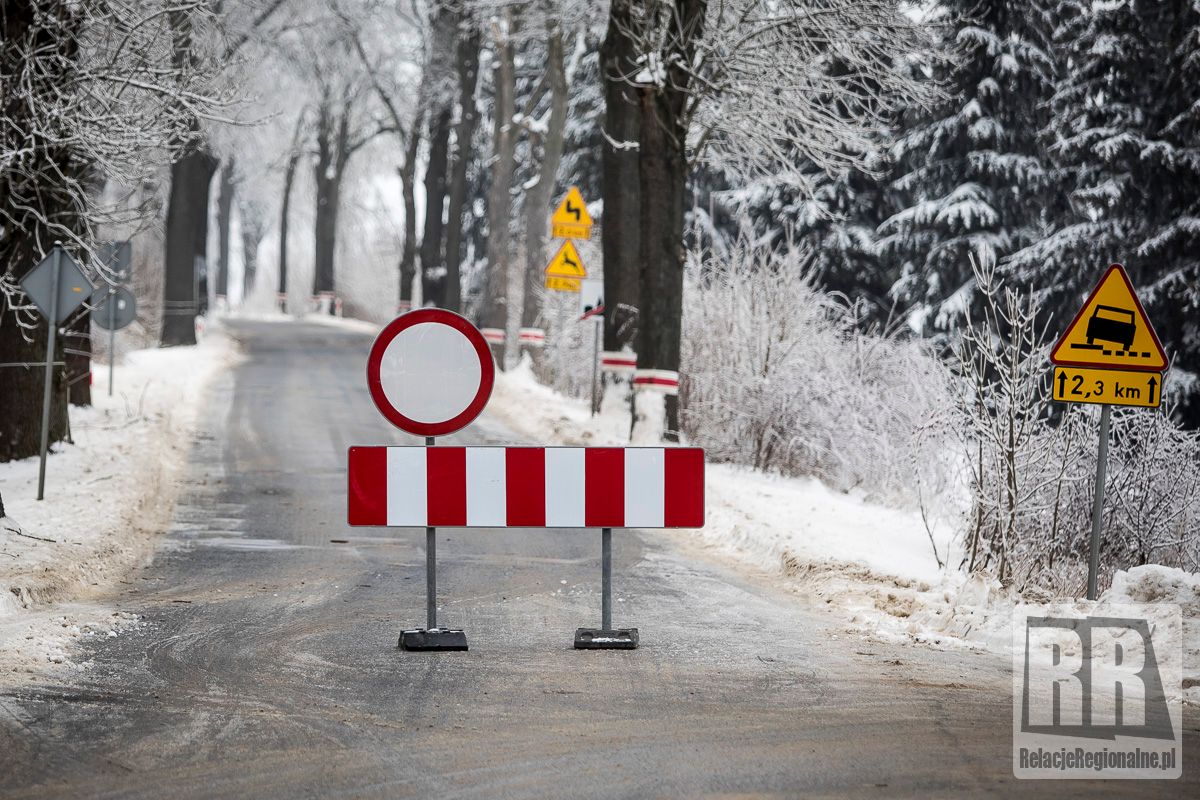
0;322;237;683
489;357;1200;703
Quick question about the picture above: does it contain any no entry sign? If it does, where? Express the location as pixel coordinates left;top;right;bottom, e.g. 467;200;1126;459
367;308;494;437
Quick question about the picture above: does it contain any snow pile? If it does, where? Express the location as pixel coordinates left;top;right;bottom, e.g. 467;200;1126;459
488;361;1200;702
0;322;236;681
1107;566;1200;702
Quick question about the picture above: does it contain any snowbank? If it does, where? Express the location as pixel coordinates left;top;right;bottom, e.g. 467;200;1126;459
0;322;236;681
488;361;1200;703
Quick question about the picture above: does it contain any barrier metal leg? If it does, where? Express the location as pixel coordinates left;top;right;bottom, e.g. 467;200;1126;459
400;436;468;652
574;528;638;649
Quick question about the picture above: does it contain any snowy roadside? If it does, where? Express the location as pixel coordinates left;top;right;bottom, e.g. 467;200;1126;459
488;358;1200;703
0;323;237;683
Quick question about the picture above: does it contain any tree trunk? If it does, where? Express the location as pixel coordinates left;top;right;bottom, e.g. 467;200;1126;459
161;6;214;346
482;10;518;360
65;311;91;406
240;202;264;301
521;25;569;330
161;140;218;345
215;158;236;301
399;114;422;310
421;108;452;307
0;313;69;462
312;97;341;297
443;23;481;313
0;3;76;457
279;149;299;302
600;0;643;351
635;0;706;440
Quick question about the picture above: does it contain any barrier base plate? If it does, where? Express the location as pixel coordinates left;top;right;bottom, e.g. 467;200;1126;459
574;628;638;649
400;628;468;651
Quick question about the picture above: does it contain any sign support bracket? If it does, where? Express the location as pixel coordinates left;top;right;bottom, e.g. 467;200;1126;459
1086;404;1111;601
574;527;638;649
400;436;469;652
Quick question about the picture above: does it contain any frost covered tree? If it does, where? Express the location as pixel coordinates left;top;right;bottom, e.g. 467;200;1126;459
1;0;222;460
603;0;932;438
1009;0;1200;423
880;0;1059;336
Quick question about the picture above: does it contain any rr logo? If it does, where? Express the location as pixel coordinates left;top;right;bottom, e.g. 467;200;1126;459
1021;616;1173;740
1012;603;1182;779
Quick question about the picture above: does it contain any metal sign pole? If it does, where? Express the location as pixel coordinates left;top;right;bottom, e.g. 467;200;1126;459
574;526;637;649
426;438;437;630
36;248;62;501
1087;403;1111;600
601;527;612;630
591;317;601;416
108;295;116;397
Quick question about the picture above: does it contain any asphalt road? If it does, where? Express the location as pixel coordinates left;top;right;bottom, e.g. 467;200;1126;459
1;319;1195;798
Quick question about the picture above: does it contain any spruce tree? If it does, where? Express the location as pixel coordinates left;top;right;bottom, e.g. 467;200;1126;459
880;0;1058;335
1014;0;1200;422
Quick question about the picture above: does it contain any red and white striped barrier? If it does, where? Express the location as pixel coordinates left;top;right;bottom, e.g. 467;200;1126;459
518;327;545;347
348;446;704;528
480;327;506;345
600;351;637;374
633;368;679;395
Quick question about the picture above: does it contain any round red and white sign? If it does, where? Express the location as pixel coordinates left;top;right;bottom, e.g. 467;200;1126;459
366;309;495;437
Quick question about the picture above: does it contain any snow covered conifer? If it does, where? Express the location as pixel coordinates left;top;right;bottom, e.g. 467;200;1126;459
1011;0;1200;423
880;0;1059;336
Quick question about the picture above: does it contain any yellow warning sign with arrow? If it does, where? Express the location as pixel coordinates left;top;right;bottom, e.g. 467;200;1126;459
1050;264;1168;372
551;186;593;240
544;240;587;278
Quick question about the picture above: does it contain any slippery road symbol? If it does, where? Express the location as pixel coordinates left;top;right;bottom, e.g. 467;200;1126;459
1070;305;1151;358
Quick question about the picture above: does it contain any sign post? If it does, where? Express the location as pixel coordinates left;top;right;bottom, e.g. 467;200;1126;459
92;285;136;397
37;250;60;502
364;308;495;651
1050;264;1168;599
19;245;94;500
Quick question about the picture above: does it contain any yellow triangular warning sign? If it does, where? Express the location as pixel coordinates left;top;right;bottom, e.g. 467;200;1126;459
1051;264;1168;372
544;240;587;278
551;186;593;240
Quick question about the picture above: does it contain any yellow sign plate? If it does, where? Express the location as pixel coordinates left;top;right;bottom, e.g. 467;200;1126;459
1053;366;1163;408
545;275;581;293
551;186;593;240
1050;264;1168;372
544;240;587;278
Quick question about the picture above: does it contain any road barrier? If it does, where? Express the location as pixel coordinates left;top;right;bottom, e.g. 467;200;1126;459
350;309;706;652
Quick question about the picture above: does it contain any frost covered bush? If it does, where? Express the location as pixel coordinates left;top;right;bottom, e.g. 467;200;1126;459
953;260;1200;596
680;243;957;509
530;287;598;400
